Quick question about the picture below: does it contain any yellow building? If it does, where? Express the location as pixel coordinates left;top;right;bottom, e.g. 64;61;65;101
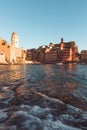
0;32;26;64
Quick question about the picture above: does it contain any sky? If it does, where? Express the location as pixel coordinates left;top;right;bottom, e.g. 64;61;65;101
0;0;87;52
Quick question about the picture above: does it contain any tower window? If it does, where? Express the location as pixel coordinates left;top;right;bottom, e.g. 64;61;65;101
7;46;10;48
1;42;6;45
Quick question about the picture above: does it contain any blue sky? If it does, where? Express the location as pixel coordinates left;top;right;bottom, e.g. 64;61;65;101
0;0;87;52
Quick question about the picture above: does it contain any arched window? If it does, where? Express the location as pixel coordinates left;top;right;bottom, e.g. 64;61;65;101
1;42;6;45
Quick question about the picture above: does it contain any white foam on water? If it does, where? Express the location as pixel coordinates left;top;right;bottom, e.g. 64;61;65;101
81;112;87;120
30;105;51;115
4;105;82;130
43;120;81;130
67;104;81;113
0;109;8;122
59;114;75;122
35;91;64;104
22;115;42;130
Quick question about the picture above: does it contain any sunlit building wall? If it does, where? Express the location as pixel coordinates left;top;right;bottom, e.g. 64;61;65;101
0;32;26;64
44;39;78;63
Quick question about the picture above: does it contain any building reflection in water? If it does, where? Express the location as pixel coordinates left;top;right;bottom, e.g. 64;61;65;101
0;64;87;110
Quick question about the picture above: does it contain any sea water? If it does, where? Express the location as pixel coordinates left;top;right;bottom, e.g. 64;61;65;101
0;63;87;130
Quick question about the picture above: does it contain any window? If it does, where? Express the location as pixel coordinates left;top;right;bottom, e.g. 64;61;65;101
1;42;6;45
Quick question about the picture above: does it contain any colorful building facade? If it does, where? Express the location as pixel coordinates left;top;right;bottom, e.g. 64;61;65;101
0;32;26;64
44;38;78;63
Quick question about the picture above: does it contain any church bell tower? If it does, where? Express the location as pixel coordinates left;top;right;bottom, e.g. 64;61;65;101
11;32;18;48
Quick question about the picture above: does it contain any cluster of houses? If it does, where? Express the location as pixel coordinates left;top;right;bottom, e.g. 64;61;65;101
27;38;87;63
0;32;26;64
0;32;87;64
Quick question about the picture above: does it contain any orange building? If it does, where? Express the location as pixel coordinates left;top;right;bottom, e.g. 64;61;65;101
45;51;57;63
0;32;26;64
44;38;78;63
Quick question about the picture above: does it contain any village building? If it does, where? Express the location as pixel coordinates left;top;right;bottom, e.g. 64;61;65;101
45;51;57;63
81;50;87;62
0;32;26;64
26;38;79;64
44;38;78;63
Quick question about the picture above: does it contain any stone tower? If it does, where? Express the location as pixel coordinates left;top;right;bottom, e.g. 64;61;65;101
61;38;64;50
61;38;64;43
11;32;18;48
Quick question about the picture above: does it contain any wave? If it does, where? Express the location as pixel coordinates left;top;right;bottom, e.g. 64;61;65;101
0;85;86;130
0;104;83;130
0;64;87;129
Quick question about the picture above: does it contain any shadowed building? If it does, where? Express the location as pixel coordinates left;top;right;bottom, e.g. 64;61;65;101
81;50;87;62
